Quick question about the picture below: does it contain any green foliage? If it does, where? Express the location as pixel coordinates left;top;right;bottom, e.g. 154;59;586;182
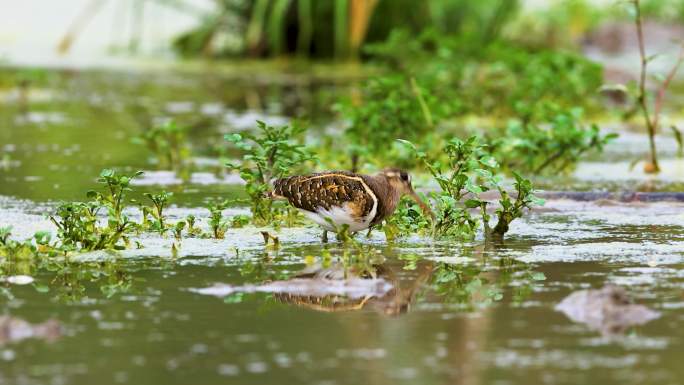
487;107;618;174
172;0;520;59
231;214;251;228
50;169;142;251
339;74;454;169
397;137;543;240
207;200;230;239
144;191;173;235
383;199;431;241
488;172;545;240
184;215;202;237
132;120;190;171
226;120;316;225
365;29;603;118
1;227;51;261
173;221;186;241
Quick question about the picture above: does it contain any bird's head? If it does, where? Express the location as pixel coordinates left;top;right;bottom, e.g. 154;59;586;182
379;169;434;220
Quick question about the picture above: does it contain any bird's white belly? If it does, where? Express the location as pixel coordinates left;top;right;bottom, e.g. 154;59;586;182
301;203;376;233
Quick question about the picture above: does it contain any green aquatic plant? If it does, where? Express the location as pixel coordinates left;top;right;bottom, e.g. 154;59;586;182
398;136;543;240
51;169;142;251
339;74;452;170
486;107;617;174
225;120;316;225
485;172;545;241
173;221;186;241
0;228;64;278
132;120;191;171
207;200;230;239
51;201;113;251
383;200;432;241
144;191;173;235
631;0;684;173
0;227;42;260
365;28;603;118
184;214;202;236
230;214;251;228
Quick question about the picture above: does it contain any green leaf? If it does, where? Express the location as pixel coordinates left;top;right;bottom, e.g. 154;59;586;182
464;199;482;208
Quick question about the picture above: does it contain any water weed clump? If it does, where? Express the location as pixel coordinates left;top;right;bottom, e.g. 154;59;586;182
397;137;543;241
365;29;603;118
339;74;452;170
487;107;617;174
225;120;317;225
143;191;173;235
132;120;191;172
51;169;143;251
1;227;58;261
207;199;230;239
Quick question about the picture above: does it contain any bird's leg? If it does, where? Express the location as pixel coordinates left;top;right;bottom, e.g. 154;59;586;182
366;227;373;238
321;230;328;243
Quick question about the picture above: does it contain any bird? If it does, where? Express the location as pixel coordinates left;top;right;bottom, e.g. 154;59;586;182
271;169;433;242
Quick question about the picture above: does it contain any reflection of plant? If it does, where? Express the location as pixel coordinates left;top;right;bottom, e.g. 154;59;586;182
415;256;546;310
226;120;316;225
45;257;137;302
431;264;503;309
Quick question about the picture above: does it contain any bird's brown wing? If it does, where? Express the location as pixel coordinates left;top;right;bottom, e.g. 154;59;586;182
272;172;377;220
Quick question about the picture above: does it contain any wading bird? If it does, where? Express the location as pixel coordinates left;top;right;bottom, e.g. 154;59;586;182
272;169;433;242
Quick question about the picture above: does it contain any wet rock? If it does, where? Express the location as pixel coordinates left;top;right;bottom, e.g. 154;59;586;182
555;285;660;335
0;316;62;345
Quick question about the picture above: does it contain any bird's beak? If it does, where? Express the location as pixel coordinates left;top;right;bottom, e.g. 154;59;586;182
407;187;435;220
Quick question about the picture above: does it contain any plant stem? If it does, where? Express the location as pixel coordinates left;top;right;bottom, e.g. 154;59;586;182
297;0;313;57
410;77;434;128
334;0;349;59
634;0;660;172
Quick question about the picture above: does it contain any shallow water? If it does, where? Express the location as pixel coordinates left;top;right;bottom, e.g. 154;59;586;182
2;66;684;385
1;198;684;385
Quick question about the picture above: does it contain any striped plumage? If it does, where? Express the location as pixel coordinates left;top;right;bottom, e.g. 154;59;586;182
272;169;432;238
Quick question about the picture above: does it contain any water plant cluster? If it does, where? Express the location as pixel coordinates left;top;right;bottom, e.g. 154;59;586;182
338;30;616;172
0;169;251;262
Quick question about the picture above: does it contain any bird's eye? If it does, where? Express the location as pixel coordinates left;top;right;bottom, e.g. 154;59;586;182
400;172;409;181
